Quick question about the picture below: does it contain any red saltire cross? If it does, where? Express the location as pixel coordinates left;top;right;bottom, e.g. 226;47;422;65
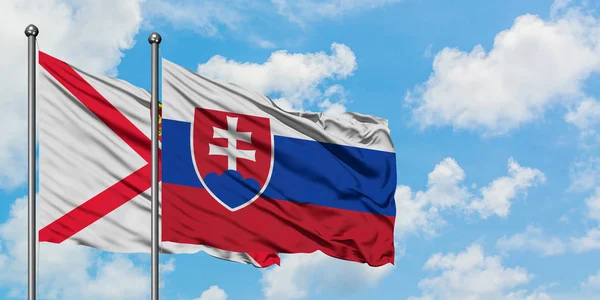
38;51;159;243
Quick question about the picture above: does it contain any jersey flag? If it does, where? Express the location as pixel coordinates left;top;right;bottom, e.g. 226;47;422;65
161;59;397;266
37;51;279;268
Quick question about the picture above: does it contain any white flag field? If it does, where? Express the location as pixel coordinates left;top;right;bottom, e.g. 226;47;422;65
36;50;279;268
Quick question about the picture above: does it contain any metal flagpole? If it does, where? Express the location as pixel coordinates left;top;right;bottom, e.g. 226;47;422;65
25;24;39;300
148;32;162;300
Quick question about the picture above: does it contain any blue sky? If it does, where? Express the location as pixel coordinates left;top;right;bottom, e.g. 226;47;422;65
1;0;600;299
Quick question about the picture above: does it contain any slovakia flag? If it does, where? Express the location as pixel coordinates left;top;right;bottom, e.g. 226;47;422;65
160;59;397;266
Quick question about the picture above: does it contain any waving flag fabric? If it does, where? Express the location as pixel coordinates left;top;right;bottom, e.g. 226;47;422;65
37;51;279;268
161;59;397;266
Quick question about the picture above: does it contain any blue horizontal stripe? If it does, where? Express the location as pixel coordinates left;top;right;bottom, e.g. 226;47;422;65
162;119;397;216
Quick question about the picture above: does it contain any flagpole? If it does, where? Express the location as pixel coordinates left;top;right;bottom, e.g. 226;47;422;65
149;32;162;300
25;24;39;300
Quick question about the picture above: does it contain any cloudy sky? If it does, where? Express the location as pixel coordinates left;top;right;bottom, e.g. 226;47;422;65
1;0;600;299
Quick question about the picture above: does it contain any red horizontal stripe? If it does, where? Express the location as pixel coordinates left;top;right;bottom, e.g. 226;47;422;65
162;183;395;266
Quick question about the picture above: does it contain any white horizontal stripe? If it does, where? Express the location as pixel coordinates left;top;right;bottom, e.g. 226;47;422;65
162;58;395;153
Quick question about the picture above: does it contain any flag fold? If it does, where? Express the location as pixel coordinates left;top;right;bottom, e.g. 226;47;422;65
161;58;397;267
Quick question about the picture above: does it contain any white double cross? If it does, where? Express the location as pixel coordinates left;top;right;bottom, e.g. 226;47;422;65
208;116;256;171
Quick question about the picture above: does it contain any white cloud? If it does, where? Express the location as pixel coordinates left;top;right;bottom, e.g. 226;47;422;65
406;5;600;135
496;186;600;255
195;285;228;300
396;157;545;238
550;0;574;17
496;226;566;256
394;157;469;238
0;196;156;299
142;0;282;48
469;158;546;219
566;98;600;130
394;185;445;238
540;270;600;299
260;251;394;300
144;0;400;39
422;157;471;208
160;257;176;273
248;35;277;49
142;0;397;46
197;43;357;111
504;290;553;300
566;97;600;147
570;188;600;253
143;0;245;37
581;270;600;291
569;156;600;192
409;243;547;300
0;0;144;188
586;188;600;222
78;255;149;299
272;0;402;25
423;44;434;58
318;99;347;116
317;85;349;115
571;228;600;253
158;257;176;289
411;241;600;300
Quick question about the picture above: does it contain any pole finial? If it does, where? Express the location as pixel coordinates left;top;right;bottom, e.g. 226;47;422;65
24;24;39;37
148;32;162;44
